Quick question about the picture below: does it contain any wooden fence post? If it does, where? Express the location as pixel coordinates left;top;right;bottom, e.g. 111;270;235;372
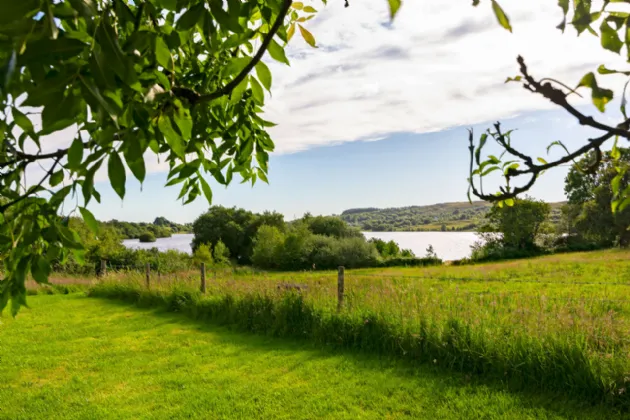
337;266;345;311
145;263;150;289
99;260;106;277
200;263;207;293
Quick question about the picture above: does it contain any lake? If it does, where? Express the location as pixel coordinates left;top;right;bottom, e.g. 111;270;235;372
123;232;480;261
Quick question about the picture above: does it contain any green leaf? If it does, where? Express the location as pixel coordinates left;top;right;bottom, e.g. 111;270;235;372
49;170;64;187
292;2;304;10
177;3;205;30
199;176;213;203
0;0;40;25
79;75;119;125
124;151;146;184
108;152;126;200
491;0;512;33
303;6;317;13
267;39;290;65
209;0;243;33
504;75;522;83
12;107;34;135
158;115;186;158
173;111;192;145
41;91;84;134
537;157;548;165
45;0;59;39
475;133;488;165
596;64;630;75
255;61;272;91
155;36;175;71
68;138;84;169
250;76;264;104
600;20;623;54
298;25;317;48
577;72;614;112
387;0;401;20
547;140;571;156
481;166;500;176
157;0;177;11
79;207;100;235
95;18;140;90
257;168;269;184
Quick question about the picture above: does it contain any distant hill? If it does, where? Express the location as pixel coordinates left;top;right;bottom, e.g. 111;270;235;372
341;201;566;232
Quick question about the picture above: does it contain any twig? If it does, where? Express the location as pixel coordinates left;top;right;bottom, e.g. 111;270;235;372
469;56;630;201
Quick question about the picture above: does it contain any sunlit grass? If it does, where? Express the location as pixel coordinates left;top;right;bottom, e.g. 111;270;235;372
2;294;621;419
82;249;630;405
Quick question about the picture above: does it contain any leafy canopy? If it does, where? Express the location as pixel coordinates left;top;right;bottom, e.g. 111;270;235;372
0;0;329;315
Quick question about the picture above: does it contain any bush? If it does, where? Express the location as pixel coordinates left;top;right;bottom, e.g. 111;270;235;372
251;224;381;271
192;244;213;265
470;238;546;262
252;225;285;269
213;240;231;266
378;257;442;267
139;232;156;243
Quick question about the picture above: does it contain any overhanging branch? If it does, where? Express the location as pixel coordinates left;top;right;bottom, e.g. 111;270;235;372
172;0;293;106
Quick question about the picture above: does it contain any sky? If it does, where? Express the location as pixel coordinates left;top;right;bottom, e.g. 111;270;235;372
21;0;630;223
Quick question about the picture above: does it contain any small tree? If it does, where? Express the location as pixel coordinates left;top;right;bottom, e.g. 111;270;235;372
480;197;550;251
252;225;285;269
213;240;231;267
192;244;213;266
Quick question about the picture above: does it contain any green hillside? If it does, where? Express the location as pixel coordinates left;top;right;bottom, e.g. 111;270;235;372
341;201;565;232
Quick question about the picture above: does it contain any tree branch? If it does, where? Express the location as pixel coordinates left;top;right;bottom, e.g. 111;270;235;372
172;0;292;106
0;157;61;212
517;55;630;139
469;56;630;202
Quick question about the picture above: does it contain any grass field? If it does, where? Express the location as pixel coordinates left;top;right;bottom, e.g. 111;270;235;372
81;249;630;407
0;294;623;419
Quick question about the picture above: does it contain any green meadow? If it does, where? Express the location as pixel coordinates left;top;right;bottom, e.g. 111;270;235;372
0;294;622;419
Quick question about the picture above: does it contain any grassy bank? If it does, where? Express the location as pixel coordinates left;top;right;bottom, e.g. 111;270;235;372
0;294;622;419
84;249;630;408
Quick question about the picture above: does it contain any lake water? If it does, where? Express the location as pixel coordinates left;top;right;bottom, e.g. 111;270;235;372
362;232;480;261
123;232;480;261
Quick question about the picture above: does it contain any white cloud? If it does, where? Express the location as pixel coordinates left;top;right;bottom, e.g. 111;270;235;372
264;0;628;153
22;0;630;180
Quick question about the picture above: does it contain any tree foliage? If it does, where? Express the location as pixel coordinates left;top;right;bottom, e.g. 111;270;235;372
563;148;630;246
191;205;285;264
0;0;326;314
2;0;613;314
479;197;550;251
468;1;630;214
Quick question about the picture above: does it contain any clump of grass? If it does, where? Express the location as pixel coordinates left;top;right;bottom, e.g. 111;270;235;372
87;258;630;407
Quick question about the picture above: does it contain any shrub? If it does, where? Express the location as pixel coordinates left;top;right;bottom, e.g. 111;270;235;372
192;244;214;266
252;225;285;269
213;240;231;266
378;257;442;267
139;232;156;243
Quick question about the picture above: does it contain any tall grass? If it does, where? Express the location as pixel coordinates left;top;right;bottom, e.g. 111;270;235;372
86;251;630;407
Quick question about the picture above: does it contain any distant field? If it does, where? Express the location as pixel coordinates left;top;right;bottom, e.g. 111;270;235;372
340;200;565;232
1;294;618;419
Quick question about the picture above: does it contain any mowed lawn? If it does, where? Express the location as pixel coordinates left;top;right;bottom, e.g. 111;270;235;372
0;295;622;419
